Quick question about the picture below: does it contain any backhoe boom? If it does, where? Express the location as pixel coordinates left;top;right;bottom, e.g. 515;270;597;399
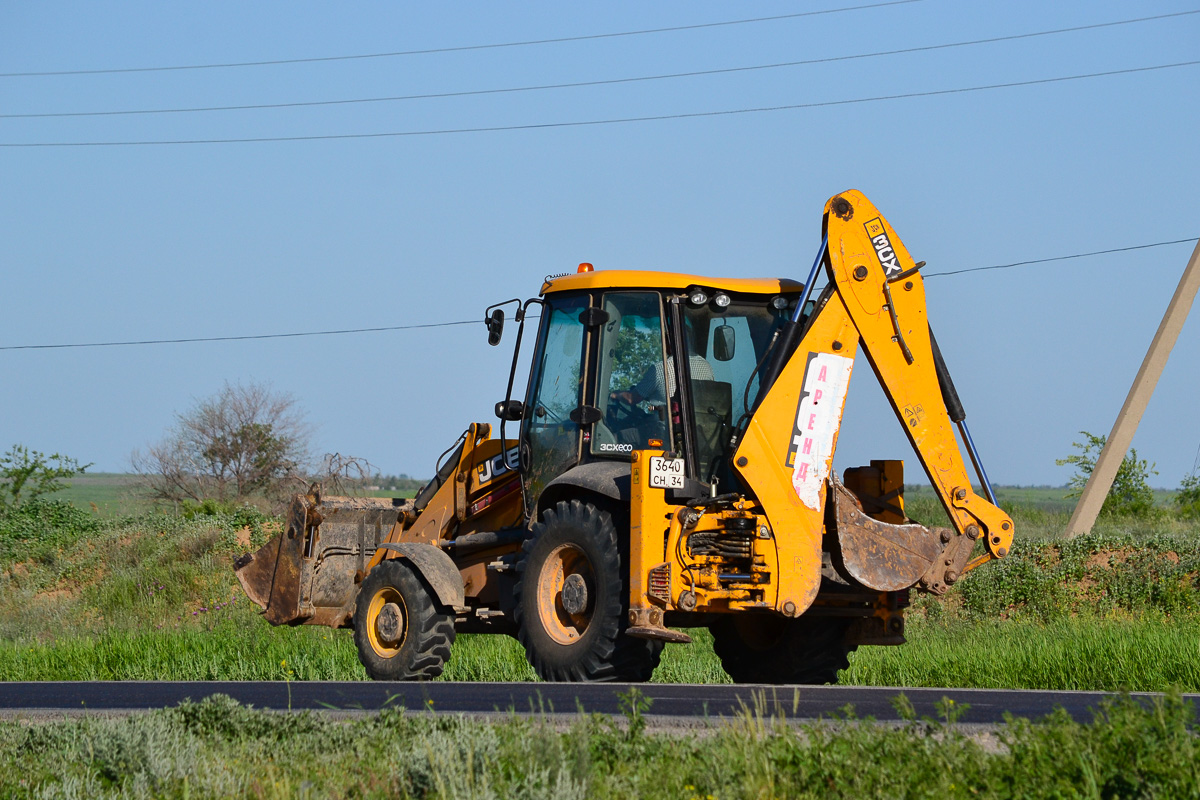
733;190;1012;617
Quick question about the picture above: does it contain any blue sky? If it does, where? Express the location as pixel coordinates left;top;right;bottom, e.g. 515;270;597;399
1;1;1197;488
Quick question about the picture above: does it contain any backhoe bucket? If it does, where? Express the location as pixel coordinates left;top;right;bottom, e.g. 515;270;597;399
234;493;409;626
830;480;974;595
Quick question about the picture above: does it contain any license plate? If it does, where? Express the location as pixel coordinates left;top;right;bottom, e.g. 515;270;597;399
648;456;685;489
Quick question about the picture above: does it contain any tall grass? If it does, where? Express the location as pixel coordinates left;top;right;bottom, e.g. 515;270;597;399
2;613;1196;692
847;615;1200;691
1;691;1197;798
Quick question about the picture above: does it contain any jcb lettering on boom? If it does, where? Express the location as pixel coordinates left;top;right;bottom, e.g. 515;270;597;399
864;216;902;277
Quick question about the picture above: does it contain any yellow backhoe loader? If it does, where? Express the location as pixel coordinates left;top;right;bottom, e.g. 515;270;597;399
235;190;1013;683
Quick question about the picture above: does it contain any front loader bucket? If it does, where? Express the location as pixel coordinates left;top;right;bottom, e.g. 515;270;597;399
234;493;409;626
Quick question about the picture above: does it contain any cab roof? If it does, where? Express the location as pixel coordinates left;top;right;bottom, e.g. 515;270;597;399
540;268;803;297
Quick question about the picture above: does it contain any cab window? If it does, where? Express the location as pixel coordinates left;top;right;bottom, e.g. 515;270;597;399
591;292;669;456
683;296;793;483
524;293;589;501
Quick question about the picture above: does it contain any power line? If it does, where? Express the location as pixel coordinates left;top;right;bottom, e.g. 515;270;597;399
3;59;1196;148
2;237;1194;352
7;11;1193;120
924;237;1198;277
0;0;921;78
0;320;479;351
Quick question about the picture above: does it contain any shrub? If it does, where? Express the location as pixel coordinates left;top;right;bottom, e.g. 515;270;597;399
0;444;90;509
0;498;99;555
1056;431;1158;517
1176;471;1200;519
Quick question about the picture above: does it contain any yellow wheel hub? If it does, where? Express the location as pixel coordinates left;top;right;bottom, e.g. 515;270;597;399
536;543;595;645
365;587;407;658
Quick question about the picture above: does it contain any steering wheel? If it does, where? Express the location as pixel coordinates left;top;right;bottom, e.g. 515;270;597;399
606;393;653;429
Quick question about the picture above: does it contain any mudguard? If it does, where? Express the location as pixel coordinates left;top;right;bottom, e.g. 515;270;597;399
376;542;466;611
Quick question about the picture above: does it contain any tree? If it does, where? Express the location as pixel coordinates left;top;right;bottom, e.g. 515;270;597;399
1056;431;1157;517
609;320;661;393
133;382;311;505
0;444;90;509
1177;471;1200;519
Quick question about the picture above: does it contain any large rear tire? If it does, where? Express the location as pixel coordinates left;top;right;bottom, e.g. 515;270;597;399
353;559;455;681
515;499;662;682
711;615;854;685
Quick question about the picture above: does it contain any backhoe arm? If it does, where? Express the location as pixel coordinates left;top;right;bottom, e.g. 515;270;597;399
824;191;1013;563
733;190;1012;617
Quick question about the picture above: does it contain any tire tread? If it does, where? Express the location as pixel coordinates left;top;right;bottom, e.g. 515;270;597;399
353;559;456;681
514;500;662;682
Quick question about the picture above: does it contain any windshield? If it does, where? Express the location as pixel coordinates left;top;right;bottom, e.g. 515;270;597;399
681;296;795;483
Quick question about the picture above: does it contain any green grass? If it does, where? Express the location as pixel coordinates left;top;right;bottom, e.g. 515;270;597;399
904;484;1182;514
2;496;1199;690
848;615;1200;691
44;473;154;517
3;614;1195;692
902;487;1200;543
42;472;421;518
1;691;1197;798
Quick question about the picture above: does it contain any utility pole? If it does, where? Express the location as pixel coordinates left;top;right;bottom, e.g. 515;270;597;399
1065;239;1200;537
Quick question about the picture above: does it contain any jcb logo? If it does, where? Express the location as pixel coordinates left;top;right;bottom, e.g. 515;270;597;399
477;447;520;484
864;217;901;277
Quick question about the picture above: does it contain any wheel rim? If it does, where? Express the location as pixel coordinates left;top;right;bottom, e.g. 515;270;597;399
365;586;407;659
536;543;596;645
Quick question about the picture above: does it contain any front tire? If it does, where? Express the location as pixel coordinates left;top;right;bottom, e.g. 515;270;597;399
514;500;662;682
353;559;455;681
711;615;854;684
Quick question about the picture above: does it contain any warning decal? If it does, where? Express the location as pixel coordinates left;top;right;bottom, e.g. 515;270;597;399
785;352;854;509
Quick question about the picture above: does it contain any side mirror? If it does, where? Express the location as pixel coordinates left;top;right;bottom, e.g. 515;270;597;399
495;399;524;421
713;324;736;362
486;309;505;346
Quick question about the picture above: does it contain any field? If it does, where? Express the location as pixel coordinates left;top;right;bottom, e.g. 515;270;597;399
45;473;419;517
2;483;1198;690
3;484;1199;797
44;473;152;517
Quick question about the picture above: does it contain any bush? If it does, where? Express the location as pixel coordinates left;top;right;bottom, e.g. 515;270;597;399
0;444;90;509
1176;472;1200;518
951;532;1200;621
0;498;99;555
1056;431;1158;517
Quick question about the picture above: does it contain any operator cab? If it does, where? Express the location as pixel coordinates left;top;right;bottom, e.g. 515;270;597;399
491;267;806;511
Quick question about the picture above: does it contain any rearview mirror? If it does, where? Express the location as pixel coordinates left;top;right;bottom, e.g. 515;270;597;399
713;324;736;361
486;309;505;346
494;399;524;421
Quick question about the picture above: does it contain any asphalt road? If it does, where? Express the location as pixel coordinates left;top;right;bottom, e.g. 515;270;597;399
1;682;1194;723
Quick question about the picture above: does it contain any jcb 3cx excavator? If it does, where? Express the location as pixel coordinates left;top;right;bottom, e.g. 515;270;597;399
235;190;1014;683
